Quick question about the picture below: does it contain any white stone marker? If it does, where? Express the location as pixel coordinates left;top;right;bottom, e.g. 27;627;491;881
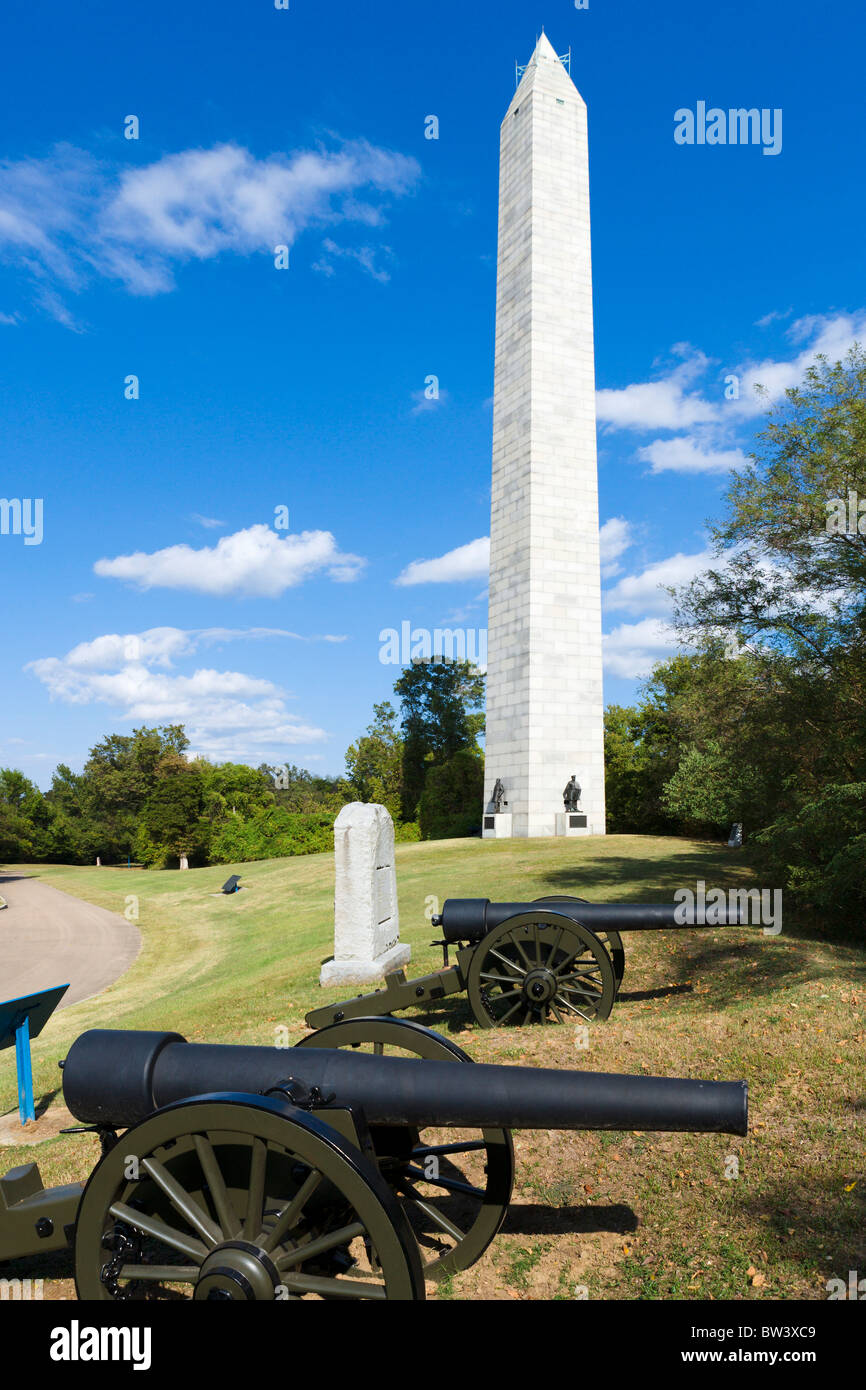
484;34;606;837
320;803;411;987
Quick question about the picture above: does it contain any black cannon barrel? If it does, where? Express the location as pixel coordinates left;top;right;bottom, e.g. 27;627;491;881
438;898;745;943
63;1029;747;1137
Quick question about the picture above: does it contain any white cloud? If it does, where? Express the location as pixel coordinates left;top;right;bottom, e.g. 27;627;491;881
599;516;634;577
0;139;420;319
192;513;226;529
52;626;346;673
395;537;490;586
604;549;715;616
27;628;331;759
732;311;866;416
410;386;449;414
312;236;393;283
396;521;635;587
636;437;749;475
597;317;866;492
94;524;365;596
596;349;719;431
754;307;792;328
603;618;681;679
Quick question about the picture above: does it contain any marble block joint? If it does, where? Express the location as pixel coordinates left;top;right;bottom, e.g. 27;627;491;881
320;803;411;987
484;34;607;838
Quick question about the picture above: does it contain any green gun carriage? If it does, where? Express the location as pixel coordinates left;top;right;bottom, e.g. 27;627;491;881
0;1015;747;1299
306;893;744;1032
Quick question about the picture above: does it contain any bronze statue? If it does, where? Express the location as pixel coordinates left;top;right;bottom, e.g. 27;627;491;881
491;778;506;813
563;775;581;812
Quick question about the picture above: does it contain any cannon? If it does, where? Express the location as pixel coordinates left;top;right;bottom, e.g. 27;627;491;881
306;893;746;1030
0;1015;747;1299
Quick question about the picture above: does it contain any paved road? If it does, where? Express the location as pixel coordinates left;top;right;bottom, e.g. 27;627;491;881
0;872;141;1009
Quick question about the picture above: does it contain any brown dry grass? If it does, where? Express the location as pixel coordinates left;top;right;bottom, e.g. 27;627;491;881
1;834;863;1301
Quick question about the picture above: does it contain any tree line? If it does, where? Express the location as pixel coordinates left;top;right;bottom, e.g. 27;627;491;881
0;659;486;868
604;349;865;934
2;349;863;931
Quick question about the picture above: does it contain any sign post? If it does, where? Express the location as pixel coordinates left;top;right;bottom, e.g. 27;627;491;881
0;985;69;1125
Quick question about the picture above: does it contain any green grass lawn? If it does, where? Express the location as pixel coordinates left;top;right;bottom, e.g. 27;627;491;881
1;833;863;1300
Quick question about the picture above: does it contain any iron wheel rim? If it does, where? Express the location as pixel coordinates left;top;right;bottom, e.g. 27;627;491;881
74;1094;424;1301
296;1016;514;1278
467;910;617;1027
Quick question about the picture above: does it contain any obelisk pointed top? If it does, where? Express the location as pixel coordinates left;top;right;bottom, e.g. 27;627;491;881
532;31;560;63
512;31;579;105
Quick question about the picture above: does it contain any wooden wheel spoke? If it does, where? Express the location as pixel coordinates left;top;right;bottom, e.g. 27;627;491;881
480;970;525;986
141;1155;222;1247
396;1182;466;1241
405;1165;484;1199
275;1219;366;1271
555;948;601;974
259;1170;323;1253
488;946;526;977
117;1264;199;1283
411;1141;486;1157
193;1133;241;1239
108;1201;208;1262
279;1271;387;1300
243;1136;267;1240
559;974;603;996
553;993;595;1022
497;994;528;1024
509;935;535;970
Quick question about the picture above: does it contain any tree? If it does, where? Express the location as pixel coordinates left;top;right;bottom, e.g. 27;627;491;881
0;769;56;861
417;748;484;839
78;725;191;861
344;702;404;820
665;347;866;926
139;754;208;866
604;704;673;834
394;660;485;821
202;762;274;822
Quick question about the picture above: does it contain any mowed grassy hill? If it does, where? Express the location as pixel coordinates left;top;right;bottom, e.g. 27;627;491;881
1;834;863;1300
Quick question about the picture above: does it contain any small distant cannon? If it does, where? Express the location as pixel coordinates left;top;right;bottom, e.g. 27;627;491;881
0;1016;747;1299
306;893;744;1030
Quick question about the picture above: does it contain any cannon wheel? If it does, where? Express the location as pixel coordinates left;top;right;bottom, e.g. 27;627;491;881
466;909;617;1028
74;1093;424;1301
297;1016;514;1279
533;895;626;993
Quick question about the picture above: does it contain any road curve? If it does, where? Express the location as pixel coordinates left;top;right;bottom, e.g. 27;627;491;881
0;872;141;1009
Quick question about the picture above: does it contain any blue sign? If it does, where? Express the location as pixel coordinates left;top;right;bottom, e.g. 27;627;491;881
0;984;70;1125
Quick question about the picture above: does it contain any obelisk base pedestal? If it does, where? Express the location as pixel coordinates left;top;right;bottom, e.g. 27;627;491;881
556;812;589;837
482;812;513;839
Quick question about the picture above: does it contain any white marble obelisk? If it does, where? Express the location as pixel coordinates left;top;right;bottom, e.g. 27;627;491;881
484;34;606;838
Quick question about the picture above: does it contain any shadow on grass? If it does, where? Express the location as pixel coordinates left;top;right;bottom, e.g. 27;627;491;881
542;847;756;900
501;1201;638;1237
543;851;866;951
617;984;693;1004
665;937;866;1012
738;1173;866;1275
35;1087;62;1116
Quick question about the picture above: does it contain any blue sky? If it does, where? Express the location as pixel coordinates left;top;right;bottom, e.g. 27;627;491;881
1;0;864;787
